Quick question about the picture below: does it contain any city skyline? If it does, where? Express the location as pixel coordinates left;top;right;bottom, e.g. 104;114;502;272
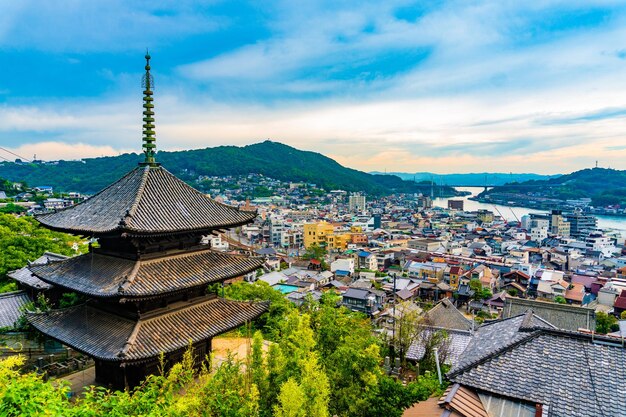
2;1;626;174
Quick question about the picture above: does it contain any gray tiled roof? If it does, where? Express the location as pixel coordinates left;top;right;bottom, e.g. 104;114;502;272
406;329;473;367
423;298;473;331
0;291;31;328
343;288;370;300
503;297;595;331
30;250;264;299
8;252;68;290
28;297;268;361
37;166;256;235
449;329;626;417
450;312;555;373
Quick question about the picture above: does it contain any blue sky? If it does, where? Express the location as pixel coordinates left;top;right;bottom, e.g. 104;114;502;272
2;0;626;174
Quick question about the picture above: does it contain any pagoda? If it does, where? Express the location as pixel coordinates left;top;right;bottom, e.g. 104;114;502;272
27;54;268;389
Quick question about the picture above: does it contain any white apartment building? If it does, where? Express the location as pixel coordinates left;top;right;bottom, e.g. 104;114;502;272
348;193;366;212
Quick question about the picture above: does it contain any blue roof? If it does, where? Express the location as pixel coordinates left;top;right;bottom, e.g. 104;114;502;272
335;270;350;276
358;250;371;257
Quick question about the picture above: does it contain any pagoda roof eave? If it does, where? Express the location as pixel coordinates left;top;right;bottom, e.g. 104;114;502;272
28;297;269;362
36;165;257;236
30;249;265;299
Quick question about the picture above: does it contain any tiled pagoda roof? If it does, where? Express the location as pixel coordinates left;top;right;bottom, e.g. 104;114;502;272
30;249;264;299
37;165;255;235
28;297;268;362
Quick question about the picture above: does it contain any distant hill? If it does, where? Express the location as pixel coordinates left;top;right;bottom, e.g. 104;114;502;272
370;171;559;186
477;167;626;206
0;141;461;197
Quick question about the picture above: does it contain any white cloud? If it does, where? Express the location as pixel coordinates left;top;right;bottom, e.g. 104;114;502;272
4;1;626;174
6;141;126;161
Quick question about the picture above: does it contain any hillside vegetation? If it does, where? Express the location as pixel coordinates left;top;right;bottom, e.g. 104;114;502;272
0;141;459;196
477;168;626;206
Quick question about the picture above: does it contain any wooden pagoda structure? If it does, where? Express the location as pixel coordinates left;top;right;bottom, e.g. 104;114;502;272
28;54;268;389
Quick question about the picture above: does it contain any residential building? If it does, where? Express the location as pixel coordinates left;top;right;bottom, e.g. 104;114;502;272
341;288;383;315
348;193;366;211
447;199;464;210
330;258;355;274
303;221;335;248
442;312;626;417
565;211;597;238
408;238;443;252
476;209;494;223
549;210;570;237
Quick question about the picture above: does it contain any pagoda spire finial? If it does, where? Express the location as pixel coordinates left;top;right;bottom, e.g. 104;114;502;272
140;50;158;166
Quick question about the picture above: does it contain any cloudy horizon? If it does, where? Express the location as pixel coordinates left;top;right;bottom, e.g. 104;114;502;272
2;1;626;175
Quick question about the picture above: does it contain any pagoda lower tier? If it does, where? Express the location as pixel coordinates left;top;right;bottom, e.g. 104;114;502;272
29;296;268;389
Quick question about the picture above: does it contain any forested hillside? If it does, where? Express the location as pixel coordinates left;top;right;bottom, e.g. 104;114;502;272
477;167;626;206
0;141;459;196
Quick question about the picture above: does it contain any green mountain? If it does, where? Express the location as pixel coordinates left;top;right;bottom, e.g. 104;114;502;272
0;141;460;197
477;167;626;206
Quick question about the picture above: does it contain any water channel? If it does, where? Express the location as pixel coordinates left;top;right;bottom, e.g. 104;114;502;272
433;187;626;236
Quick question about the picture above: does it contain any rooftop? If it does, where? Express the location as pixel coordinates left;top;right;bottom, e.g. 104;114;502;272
29;297;268;362
449;321;626;417
0;291;31;329
37;165;256;236
30;249;264;300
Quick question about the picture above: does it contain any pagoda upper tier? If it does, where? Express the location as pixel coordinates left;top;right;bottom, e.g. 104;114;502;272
37;165;255;236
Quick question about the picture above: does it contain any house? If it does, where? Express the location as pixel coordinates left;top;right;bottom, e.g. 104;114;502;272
258;271;288;286
441;311;626;417
0;291;31;329
356;250;378;270
564;282;585;305
33;185;53;194
502;297;595;331
405;299;473;368
484;291;507;311
614;290;626;316
501;281;527;297
330;257;355;274
447;266;464;290
341;288;383;315
404;261;446;282
501;270;530;286
408;238;444;252
43;198;70;210
287;290;322;307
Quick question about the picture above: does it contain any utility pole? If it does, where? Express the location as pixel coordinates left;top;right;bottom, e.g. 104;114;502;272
392;272;397;360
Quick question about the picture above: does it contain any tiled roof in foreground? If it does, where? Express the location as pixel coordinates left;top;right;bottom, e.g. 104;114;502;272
0;291;31;329
30;249;264;299
28;297;268;362
448;314;626;417
37;166;256;235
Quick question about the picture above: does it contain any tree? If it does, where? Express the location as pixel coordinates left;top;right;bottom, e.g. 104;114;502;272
621;311;626;320
274;379;306;417
0;281;447;417
302;244;327;261
392;301;422;366
224;281;294;340
298;355;330;417
554;296;566;304
596;312;619;334
0;204;26;214
0;214;87;291
362;374;445;417
469;278;492;300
